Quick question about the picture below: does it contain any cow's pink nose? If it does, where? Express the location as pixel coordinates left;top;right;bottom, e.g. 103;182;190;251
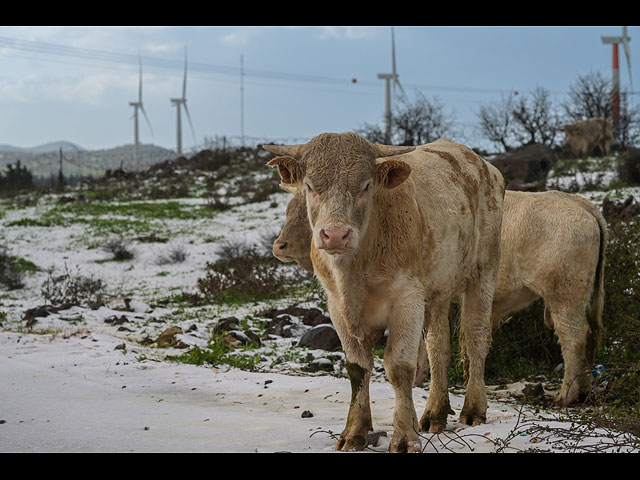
320;228;352;249
273;239;288;253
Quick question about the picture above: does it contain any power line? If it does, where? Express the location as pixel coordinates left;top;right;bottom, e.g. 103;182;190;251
0;35;542;98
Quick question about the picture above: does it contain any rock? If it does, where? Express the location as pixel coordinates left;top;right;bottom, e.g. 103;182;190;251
105;315;129;326
301;410;314;418
298;324;341;352
301;308;332;327
522;382;545;401
223;330;261;348
156;327;188;348
305;358;334;373
243;330;262;347
367;431;388;447
263;315;295;338
213;316;240;333
488;143;557;191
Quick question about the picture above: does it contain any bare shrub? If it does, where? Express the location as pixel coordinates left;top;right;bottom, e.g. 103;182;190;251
41;265;106;309
194;243;286;304
102;237;134;261
0;249;24;290
155;244;188;265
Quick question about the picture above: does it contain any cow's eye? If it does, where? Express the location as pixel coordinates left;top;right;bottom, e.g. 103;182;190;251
362;181;371;193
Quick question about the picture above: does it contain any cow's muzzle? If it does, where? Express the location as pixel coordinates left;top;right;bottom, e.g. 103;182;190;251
318;227;353;252
272;239;296;262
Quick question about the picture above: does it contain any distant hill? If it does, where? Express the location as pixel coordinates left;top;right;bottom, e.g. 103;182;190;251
0;143;178;178
0;141;84;153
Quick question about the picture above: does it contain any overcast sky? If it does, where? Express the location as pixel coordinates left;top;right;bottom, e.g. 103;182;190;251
0;26;637;152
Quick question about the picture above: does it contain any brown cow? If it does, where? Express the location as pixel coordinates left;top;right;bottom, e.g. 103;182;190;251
265;134;505;452
274;187;607;407
564;117;613;158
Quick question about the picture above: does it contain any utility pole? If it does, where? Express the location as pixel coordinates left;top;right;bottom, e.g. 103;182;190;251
240;54;245;148
58;147;65;190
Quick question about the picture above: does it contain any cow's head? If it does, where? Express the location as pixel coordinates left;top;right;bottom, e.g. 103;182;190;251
272;188;313;272
265;132;414;255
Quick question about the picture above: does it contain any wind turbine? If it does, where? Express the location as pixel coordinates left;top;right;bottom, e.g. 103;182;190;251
377;26;407;144
129;55;153;165
171;47;197;156
601;26;632;131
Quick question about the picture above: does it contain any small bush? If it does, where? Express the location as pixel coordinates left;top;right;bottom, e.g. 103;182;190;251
41;265;106;309
155;245;188;265
618;148;640;185
102;238;134;261
0;246;38;290
193;242;287;305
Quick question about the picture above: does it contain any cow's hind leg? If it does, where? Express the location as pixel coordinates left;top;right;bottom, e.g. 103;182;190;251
548;303;592;407
459;277;494;427
419;300;453;433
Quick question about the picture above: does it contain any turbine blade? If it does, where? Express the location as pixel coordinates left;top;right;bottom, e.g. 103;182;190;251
391;26;397;77
183;102;197;144
182;46;188;99
622;30;633;92
138;54;142;103
140;104;154;138
396;78;408;102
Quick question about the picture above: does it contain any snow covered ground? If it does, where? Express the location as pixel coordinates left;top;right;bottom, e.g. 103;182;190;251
3;329;635;453
1;170;639;453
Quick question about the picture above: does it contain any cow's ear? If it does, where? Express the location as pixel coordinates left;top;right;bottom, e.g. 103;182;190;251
267;155;302;186
376;159;411;189
279;183;297;194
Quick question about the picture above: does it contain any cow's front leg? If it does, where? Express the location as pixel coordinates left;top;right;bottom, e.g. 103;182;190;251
385;292;424;453
334;332;376;452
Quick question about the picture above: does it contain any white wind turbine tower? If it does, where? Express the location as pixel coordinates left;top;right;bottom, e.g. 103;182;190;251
377;26;408;144
129;55;153;165
171;47;197;155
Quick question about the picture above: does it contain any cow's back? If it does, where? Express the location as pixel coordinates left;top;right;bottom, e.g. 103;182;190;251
378;139;505;299
497;190;601;301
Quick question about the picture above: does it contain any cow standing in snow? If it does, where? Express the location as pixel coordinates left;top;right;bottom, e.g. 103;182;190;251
265;133;505;452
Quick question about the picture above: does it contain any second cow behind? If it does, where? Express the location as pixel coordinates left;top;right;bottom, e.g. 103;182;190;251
273;152;607;410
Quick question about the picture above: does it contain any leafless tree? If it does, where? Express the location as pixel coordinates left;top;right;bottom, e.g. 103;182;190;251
477;94;517;152
393;92;456;146
562;70;612;122
357;92;456;146
512;86;561;147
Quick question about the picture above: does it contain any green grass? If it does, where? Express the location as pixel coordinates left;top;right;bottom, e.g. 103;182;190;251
168;332;262;370
54;200;220;221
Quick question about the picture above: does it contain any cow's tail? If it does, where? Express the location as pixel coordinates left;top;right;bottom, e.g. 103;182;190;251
575;197;608;362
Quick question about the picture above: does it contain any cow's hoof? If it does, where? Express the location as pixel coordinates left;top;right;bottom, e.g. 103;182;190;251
418;406;452;432
459;412;486;427
389;433;422;453
335;434;367;452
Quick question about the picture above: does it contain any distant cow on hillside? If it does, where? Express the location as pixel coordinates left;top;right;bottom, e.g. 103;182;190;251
564;117;613;158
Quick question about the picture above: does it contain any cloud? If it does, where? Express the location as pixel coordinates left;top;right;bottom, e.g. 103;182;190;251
221;30;257;46
317;27;375;40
